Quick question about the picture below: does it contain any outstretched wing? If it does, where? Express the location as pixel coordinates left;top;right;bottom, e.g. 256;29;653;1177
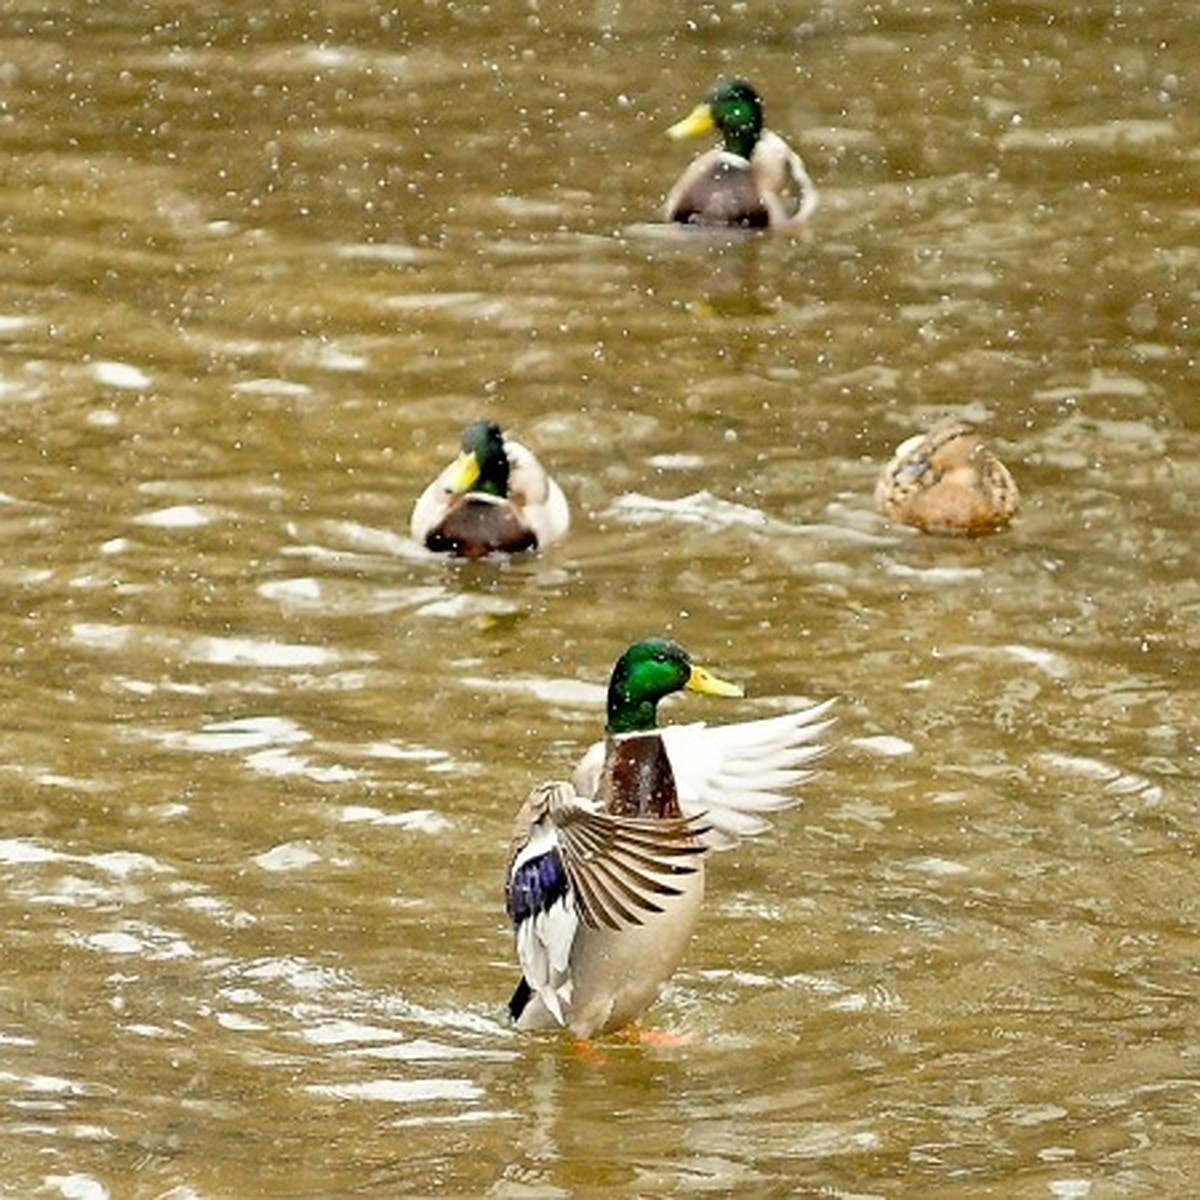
505;780;707;1025
659;699;836;850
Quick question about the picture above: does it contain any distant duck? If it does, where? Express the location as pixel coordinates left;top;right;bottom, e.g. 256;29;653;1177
664;79;818;230
410;420;569;558
505;638;834;1039
875;420;1020;536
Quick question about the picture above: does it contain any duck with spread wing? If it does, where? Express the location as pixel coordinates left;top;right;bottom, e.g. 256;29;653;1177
505;638;834;1038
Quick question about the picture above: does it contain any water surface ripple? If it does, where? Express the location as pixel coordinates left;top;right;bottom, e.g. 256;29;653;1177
1;2;1197;1196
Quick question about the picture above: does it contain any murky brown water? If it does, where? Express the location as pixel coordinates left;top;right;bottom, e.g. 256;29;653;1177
1;1;1197;1196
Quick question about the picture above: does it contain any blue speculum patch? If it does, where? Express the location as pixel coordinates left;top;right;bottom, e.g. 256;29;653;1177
507;849;568;926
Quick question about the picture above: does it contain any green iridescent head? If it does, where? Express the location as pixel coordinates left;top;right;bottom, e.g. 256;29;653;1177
667;79;766;161
605;638;743;734
448;420;510;498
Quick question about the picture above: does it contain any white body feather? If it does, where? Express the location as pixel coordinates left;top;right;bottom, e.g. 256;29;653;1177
513;868;705;1037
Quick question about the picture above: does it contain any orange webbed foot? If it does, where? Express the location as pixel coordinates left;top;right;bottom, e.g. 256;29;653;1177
614;1023;695;1048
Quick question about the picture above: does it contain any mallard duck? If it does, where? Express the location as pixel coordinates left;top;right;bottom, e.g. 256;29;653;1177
505;638;834;1038
410;420;569;558
875;420;1020;536
664;79;819;229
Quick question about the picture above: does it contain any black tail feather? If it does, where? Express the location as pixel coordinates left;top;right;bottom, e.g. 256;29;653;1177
508;976;532;1023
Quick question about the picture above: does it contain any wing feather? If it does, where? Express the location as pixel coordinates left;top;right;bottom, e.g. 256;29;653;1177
552;792;708;930
506;780;709;1026
660;699;836;850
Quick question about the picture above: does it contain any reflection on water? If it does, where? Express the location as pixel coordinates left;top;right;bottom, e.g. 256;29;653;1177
1;0;1198;1195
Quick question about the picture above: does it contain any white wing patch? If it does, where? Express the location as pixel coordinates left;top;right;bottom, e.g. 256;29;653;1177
508;817;580;1025
514;890;577;1025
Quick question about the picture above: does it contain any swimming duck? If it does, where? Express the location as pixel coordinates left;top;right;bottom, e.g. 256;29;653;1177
664;79;819;229
410;420;569;558
505;638;835;1038
875;420;1020;536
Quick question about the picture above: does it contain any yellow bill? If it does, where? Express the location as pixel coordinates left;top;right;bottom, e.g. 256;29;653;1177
667;103;716;141
686;664;744;698
447;450;482;494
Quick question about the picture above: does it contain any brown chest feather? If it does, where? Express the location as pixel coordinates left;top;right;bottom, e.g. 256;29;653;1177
672;160;770;229
425;497;537;558
598;734;682;819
